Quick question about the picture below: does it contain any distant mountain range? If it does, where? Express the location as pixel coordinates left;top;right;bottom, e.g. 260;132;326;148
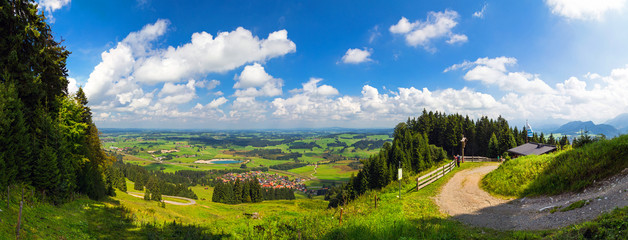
551;121;620;137
605;113;628;134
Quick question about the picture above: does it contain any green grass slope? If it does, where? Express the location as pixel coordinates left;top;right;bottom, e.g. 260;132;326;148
482;134;628;197
2;161;628;239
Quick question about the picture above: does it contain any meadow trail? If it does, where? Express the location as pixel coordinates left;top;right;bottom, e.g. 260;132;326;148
127;192;197;206
436;164;628;230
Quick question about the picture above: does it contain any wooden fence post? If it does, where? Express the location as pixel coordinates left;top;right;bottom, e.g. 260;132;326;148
16;187;24;239
374;194;378;209
339;208;343;225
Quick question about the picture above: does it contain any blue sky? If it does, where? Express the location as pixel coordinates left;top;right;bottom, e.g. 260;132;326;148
41;0;628;129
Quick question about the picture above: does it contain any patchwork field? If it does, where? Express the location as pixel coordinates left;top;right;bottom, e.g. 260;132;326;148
102;129;392;187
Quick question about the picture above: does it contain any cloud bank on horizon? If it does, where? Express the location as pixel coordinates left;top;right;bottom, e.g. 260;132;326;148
60;1;628;129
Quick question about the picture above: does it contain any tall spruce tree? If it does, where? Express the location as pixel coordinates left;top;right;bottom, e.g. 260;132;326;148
233;179;243;204
488;133;499;158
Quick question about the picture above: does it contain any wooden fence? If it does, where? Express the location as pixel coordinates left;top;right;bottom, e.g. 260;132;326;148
416;159;456;190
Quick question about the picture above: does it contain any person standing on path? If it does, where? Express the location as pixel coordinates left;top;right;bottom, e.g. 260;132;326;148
456;155;460;167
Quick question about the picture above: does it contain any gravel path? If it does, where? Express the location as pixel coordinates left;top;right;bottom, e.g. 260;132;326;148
436;164;628;230
127;192;197;206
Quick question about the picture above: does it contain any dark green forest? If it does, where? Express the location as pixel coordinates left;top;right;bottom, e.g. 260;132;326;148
211;178;296;204
0;0;125;203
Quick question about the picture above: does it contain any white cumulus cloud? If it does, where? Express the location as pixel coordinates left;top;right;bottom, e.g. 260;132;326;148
83;19;295;121
158;80;197;104
341;48;373;64
390;10;467;50
38;0;70;21
233;63;283;98
447;57;555;94
67;77;79;95
195;79;220;90
546;0;626;21
447;57;628;123
446;34;468;44
134;28;296;84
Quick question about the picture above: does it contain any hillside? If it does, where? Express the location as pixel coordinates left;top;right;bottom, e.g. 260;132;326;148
3;162;627;239
553;121;620;138
606;113;628;134
482;134;628;197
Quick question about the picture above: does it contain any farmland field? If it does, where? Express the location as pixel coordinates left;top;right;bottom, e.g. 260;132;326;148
102;129;392;188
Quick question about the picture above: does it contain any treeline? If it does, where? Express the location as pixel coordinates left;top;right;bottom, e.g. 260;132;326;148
0;1;123;203
327;140;347;148
327;122;448;208
187;136;293;147
116;162;198;200
351;139;387;150
408;110;569;157
211;178;295;204
269;162;308;170
240;149;302;160
289;142;321;150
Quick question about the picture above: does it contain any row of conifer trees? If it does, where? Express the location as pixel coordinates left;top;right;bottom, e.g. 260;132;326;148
211;178;295;204
0;0;125;203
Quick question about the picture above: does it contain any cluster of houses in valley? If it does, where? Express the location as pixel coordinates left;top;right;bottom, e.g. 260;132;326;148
217;171;308;192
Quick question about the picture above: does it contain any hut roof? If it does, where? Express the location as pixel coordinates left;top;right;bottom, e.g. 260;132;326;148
507;142;557;156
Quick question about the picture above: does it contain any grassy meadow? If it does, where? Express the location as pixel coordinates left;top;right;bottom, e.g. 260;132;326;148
482;134;628;197
2;161;627;239
7;130;624;239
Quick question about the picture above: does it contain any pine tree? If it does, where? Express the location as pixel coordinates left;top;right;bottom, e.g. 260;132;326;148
233;179;243;204
242;180;252;203
0;83;30;187
224;182;235;204
212;182;222;203
250;177;263;203
559;136;570;147
134;177;145;191
31;106;61;198
499;129;517;155
548;134;556;145
488;133;499;158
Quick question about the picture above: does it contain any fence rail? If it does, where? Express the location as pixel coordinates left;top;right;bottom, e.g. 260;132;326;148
416;159;456;190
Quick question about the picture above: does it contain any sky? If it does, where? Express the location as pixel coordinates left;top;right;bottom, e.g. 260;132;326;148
40;0;628;129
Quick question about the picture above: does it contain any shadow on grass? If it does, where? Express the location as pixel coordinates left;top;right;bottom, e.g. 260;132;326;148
85;197;230;240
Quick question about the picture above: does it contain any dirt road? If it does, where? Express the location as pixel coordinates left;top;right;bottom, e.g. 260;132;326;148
436;164;628;230
127;192;197;206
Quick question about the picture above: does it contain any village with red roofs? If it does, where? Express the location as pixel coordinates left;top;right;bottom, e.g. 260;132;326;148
217;171;308;192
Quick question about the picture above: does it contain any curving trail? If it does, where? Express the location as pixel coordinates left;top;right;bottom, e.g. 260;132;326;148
127;192;196;206
436;164;628;230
